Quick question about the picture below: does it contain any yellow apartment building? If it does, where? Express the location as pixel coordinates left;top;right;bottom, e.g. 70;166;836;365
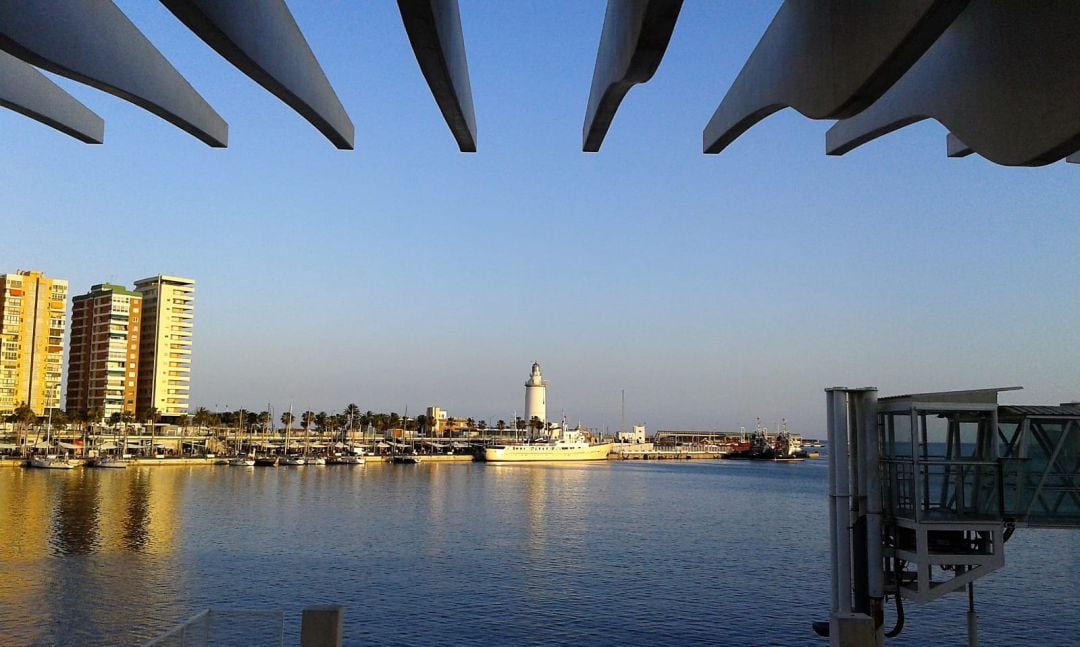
0;270;67;415
134;275;194;420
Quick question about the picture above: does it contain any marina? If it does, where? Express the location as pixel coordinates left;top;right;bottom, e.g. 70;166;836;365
1;363;823;471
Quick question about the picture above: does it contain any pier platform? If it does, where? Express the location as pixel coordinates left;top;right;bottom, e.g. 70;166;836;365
610;450;728;460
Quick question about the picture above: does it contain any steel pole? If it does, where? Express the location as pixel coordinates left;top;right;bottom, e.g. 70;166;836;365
967;582;978;647
858;389;884;641
827;389;840;613
829;388;853;612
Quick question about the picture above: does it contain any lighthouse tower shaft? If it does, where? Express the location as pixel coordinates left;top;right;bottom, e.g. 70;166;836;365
525;362;546;426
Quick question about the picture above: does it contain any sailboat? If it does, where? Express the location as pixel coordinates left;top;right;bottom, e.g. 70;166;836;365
88;415;129;468
229;411;255;466
253;404;279;466
92;454;129;468
300;413;325;464
280;405;306;465
329;412;364;464
27;409;76;469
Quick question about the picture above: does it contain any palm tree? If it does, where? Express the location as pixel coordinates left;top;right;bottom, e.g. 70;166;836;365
280;410;295;428
344;403;361;423
9;403;36;452
298;411;315;448
120;412;136;453
177;414;190;456
50;409;69;430
193;406;214;429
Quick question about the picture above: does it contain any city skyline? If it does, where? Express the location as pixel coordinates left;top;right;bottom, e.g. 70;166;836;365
4;1;1079;434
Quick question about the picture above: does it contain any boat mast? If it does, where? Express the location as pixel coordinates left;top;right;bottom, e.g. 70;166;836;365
620;388;625;436
285;404;292;457
267;403;273;456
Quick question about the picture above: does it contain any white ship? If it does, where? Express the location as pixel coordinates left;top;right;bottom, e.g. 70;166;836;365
484;427;612;462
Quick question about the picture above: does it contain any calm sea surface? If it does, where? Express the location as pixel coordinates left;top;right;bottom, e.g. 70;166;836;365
0;460;1076;646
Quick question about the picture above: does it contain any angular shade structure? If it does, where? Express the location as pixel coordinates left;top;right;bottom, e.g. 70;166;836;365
0;0;227;147
0;50;104;143
703;0;967;154
582;0;683;152
161;0;354;149
398;0;476;152
826;1;1080;166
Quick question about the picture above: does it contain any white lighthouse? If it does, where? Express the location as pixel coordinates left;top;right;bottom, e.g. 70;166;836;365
524;362;547;427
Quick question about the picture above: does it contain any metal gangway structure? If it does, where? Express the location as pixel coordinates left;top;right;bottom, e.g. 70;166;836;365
822;387;1080;646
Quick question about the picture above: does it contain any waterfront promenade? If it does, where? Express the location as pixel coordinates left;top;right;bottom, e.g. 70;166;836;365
1;425;818;467
0;448;817;467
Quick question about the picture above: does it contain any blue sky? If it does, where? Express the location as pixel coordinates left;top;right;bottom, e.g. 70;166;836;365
4;1;1078;434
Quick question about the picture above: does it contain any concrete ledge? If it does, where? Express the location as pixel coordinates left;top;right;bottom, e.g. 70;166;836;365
830;612;880;647
301;605;343;647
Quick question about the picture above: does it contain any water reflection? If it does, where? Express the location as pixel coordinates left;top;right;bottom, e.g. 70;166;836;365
0;466;192;645
52;469;100;554
123;468;152;552
0;467;185;560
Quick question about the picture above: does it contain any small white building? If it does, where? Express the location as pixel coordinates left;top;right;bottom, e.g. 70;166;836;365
617;424;647;444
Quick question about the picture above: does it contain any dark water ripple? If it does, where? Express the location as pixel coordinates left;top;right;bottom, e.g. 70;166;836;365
0;461;1077;646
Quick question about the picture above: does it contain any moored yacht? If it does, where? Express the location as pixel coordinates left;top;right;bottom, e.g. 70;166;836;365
27;455;77;469
89;455;128;468
484;426;612;462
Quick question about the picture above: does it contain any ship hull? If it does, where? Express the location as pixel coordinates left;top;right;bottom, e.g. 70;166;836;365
484;443;613;462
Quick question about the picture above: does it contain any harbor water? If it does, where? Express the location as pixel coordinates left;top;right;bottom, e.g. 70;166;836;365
0;460;1076;645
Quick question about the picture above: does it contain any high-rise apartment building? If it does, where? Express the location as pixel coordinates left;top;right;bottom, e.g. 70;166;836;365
66;283;142;420
134;275;194;419
0;270;67;415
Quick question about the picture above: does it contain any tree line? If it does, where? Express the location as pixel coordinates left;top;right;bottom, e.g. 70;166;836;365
6;400;550;438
